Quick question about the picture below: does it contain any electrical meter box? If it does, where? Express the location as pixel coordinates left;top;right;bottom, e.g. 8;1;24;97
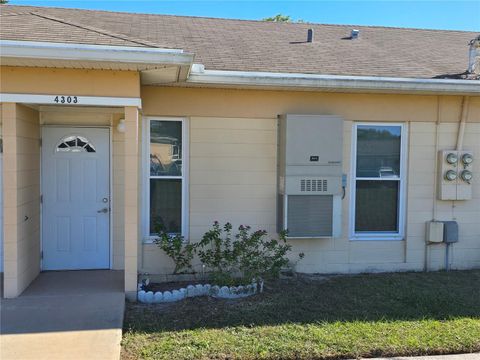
277;114;343;238
438;150;474;200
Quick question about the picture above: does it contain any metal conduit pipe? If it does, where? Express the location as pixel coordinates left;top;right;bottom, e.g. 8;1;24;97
456;96;470;151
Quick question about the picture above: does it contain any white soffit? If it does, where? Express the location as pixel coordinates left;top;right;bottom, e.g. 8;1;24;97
141;67;182;85
0;40;194;82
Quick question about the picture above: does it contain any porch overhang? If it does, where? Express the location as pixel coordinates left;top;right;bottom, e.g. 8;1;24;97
0;40;194;84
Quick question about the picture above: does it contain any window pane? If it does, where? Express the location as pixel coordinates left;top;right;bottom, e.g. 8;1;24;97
356;125;401;178
150;179;182;234
150;120;182;176
56;135;96;153
355;180;399;232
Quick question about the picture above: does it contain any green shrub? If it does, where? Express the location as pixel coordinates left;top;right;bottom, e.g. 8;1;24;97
155;221;303;283
154;231;196;275
235;226;297;282
197;222;239;285
197;222;303;284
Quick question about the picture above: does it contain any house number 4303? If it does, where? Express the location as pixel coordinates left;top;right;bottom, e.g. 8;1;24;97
53;96;78;104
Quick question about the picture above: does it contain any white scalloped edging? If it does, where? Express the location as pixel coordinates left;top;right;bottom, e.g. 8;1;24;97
137;281;263;304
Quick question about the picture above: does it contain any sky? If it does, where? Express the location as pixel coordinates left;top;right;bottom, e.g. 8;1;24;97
6;0;480;32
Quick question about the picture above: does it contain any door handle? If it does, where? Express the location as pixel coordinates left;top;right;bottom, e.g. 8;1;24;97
97;207;109;214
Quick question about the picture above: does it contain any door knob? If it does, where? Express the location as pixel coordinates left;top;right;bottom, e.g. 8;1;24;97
97;207;109;214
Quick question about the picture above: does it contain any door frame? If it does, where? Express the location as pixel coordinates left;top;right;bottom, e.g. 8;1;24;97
40;125;113;270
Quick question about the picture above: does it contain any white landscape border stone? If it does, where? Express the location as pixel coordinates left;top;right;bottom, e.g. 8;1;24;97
137;280;263;304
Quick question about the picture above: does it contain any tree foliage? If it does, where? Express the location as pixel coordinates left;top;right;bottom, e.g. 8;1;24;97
262;14;304;23
262;14;292;22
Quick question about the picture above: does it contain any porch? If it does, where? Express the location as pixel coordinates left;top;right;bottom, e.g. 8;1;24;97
0;98;141;299
0;40;196;299
0;270;124;360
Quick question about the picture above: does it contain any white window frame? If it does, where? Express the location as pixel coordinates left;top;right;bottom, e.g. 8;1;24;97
349;122;408;241
142;117;189;243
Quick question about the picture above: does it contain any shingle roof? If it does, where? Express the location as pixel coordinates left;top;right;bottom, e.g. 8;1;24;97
1;4;478;79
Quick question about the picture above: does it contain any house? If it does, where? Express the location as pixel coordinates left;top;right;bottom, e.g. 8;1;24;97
0;5;479;300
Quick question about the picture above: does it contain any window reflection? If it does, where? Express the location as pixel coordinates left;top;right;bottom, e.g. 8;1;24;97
150;121;182;176
150;179;182;234
356;126;401;178
355;180;399;232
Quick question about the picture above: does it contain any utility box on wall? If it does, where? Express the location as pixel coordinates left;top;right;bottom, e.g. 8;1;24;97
277;114;343;238
426;221;444;243
437;150;474;200
425;221;459;243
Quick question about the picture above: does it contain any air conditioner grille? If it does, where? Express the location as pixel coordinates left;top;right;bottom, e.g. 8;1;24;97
287;195;333;237
300;179;328;192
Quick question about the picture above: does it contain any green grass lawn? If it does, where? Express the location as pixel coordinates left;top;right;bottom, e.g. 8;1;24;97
122;270;480;360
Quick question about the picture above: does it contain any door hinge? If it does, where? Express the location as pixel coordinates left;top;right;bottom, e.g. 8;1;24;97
39;138;42;147
40;194;43;204
41;251;43;260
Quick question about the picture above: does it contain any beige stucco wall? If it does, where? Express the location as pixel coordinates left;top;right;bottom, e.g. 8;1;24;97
1;67;140;98
1;66;479;292
141;87;480;123
2;104;41;297
140;86;480;276
123;106;141;300
408;121;480;271
141;115;278;275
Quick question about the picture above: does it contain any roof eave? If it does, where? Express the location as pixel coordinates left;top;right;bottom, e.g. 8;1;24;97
1;40;478;94
187;68;480;95
0;40;194;81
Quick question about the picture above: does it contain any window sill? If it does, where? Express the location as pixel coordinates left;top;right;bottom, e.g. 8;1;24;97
142;236;190;244
143;237;156;244
350;235;404;241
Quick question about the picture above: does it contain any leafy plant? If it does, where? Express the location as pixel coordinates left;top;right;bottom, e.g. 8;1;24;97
154;231;196;274
155;220;304;282
197;222;303;284
235;226;297;282
197;222;239;285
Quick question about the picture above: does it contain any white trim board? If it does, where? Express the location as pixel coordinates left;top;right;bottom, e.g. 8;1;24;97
348;122;408;241
142;116;190;243
0;93;142;108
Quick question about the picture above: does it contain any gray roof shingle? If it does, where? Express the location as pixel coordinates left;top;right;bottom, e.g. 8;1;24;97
1;4;478;79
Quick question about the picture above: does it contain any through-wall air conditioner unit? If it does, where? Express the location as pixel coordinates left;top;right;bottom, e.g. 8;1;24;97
277;114;343;238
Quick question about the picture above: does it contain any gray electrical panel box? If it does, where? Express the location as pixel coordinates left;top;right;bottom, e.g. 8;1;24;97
443;221;459;243
277;114;344;238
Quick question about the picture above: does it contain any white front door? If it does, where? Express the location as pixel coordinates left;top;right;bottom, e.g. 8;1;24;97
42;127;110;270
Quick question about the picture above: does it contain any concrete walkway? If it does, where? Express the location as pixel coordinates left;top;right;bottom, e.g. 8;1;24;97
1;270;125;360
